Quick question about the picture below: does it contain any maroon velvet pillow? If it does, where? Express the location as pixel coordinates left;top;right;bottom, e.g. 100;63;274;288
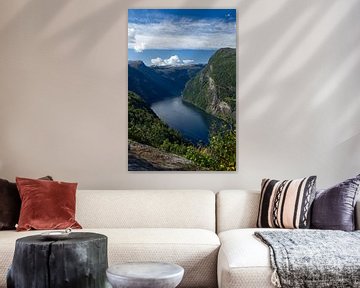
16;177;82;231
0;176;53;230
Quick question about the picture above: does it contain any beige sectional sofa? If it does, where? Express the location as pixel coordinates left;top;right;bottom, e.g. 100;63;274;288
0;190;219;288
216;190;360;288
1;189;359;288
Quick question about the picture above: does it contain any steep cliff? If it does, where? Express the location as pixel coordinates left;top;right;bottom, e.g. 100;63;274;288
182;48;236;121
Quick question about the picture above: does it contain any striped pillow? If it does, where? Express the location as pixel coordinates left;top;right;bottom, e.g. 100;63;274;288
257;176;317;229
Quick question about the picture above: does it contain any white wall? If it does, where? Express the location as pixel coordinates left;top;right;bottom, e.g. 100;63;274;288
0;0;359;191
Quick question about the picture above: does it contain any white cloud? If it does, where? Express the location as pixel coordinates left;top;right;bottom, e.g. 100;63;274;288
128;27;146;53
164;55;181;65
151;57;163;65
128;18;236;50
134;42;145;53
128;28;136;43
150;55;195;66
183;59;194;64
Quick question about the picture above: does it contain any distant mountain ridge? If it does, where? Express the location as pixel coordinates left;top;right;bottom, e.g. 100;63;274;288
128;61;204;104
182;48;236;120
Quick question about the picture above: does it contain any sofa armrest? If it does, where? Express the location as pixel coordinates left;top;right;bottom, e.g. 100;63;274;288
356;200;360;230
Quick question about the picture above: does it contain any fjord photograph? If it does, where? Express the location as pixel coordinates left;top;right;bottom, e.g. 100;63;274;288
128;9;236;171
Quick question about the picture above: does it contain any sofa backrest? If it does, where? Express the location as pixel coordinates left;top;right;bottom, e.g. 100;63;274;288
76;190;216;231
217;190;360;233
216;190;260;233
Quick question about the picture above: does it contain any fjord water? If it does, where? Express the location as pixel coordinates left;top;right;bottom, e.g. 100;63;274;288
151;96;218;145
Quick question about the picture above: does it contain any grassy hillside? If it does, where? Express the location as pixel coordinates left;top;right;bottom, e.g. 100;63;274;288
182;48;236;121
128;91;184;147
128;61;173;103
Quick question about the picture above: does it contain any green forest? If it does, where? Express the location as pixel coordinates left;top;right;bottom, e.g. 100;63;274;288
183;48;236;121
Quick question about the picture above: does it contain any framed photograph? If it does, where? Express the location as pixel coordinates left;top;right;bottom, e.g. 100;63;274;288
128;9;236;171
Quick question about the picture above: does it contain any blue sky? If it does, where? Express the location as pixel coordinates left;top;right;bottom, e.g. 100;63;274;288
128;9;236;24
128;9;236;66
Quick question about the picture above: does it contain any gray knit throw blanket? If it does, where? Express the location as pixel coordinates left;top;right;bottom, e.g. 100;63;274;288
255;230;360;288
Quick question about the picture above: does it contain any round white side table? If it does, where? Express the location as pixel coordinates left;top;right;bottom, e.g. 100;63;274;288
106;262;184;288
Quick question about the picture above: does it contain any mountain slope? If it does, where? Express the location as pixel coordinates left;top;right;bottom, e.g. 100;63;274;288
128;61;204;104
153;64;205;95
182;48;236;120
128;91;184;147
128;61;172;103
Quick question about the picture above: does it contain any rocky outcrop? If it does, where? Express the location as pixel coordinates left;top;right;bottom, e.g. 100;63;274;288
128;141;202;171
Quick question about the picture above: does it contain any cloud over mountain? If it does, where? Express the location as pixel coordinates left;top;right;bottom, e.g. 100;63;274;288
150;55;195;66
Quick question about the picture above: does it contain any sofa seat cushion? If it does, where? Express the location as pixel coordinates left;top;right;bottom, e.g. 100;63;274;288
101;228;220;288
0;228;219;288
218;228;281;288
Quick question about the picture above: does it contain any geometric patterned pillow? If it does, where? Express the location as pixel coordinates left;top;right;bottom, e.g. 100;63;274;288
257;176;317;229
